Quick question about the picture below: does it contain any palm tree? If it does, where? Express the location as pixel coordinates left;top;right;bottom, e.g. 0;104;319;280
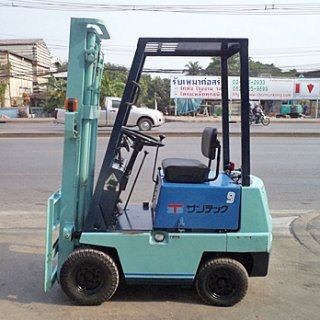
184;61;203;75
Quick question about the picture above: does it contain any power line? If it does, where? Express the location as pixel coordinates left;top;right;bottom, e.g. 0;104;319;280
3;62;320;82
1;1;320;15
1;34;319;72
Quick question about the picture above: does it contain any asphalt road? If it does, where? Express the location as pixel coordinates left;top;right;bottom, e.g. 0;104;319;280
0;126;319;320
0;136;319;212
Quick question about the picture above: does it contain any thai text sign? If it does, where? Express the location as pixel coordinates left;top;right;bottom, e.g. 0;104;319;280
170;76;221;99
170;76;320;100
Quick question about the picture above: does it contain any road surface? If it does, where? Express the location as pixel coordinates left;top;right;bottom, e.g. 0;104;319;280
0;136;319;212
0;133;319;320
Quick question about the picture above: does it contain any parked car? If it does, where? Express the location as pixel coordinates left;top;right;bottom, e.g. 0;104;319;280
55;97;165;131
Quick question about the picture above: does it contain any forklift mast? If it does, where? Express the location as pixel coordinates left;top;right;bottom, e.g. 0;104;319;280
45;18;109;291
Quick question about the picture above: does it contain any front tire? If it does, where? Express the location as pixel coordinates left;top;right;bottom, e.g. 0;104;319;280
196;258;248;307
60;248;119;305
138;117;152;131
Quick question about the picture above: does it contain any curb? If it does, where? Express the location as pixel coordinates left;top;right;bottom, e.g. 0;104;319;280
3;116;320;124
1;132;320;139
1;118;56;123
164;116;320;124
308;215;320;246
290;210;320;256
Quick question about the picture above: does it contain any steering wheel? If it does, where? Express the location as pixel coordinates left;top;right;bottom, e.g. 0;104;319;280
121;127;165;147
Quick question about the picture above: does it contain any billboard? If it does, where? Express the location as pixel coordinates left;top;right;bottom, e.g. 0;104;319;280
170;76;320;100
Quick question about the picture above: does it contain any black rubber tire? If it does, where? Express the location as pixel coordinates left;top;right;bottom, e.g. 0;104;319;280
262;117;270;126
195;258;248;307
60;248;119;306
138;117;152;131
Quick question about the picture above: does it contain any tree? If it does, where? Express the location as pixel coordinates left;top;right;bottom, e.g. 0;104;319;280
139;75;171;109
205;55;240;76
184;61;203;75
205;55;298;77
0;81;7;107
40;76;66;114
100;64;171;109
0;62;10;107
100;72;125;98
100;63;128;105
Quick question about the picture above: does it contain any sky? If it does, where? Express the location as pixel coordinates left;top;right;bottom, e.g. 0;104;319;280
0;0;320;72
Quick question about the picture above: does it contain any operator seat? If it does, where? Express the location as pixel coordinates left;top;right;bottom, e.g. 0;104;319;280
162;127;218;183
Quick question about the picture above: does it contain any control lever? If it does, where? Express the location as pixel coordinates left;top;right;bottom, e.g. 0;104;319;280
124;150;149;212
152;134;166;183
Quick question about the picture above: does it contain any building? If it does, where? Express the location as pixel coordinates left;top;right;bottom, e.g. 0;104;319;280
0;39;51;107
0;50;33;106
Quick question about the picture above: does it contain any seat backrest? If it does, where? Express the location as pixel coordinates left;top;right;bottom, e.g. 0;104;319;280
201;127;218;160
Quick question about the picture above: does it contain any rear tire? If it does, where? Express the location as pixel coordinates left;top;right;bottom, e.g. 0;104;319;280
60;248;119;305
138;117;152;131
196;258;248;307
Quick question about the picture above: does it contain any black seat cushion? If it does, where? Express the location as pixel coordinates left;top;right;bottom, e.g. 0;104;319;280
162;158;209;183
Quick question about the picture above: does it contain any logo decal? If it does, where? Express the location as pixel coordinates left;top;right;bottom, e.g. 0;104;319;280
167;204;183;214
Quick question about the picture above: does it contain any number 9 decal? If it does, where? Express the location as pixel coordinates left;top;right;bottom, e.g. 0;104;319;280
226;191;236;204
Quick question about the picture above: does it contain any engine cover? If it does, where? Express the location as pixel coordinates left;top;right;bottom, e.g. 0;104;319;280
153;172;241;231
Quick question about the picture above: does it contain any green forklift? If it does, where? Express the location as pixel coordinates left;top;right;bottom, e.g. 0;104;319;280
45;18;272;307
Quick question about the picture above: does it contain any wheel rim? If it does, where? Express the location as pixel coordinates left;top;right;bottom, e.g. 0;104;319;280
140;120;151;131
207;268;237;299
75;263;105;293
262;118;270;125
